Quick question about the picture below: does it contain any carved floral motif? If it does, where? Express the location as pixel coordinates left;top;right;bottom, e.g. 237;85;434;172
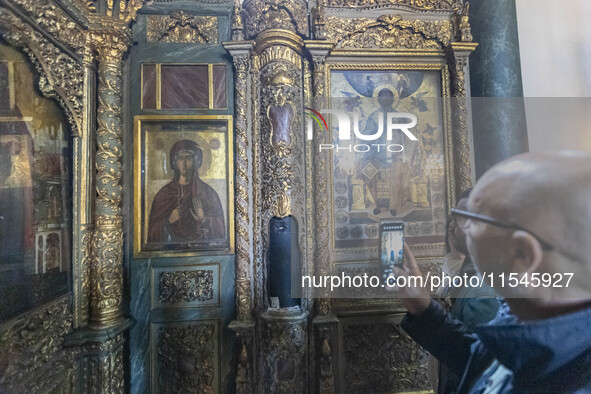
232;55;254;322
325;15;453;49
159;270;214;304
321;0;457;9
0;295;74;392
147;12;218;43
243;0;308;38
157;323;216;394
343;321;431;392
262;317;307;393
0;8;84;136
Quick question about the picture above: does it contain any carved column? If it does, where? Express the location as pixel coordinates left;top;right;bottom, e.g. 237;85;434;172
232;49;255;323
448;42;478;199
74;42;96;329
241;0;310;391
306;42;334;317
64;30;133;394
224;39;256;394
89;31;129;330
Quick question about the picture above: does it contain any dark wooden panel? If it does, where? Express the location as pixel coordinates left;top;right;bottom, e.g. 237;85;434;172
161;65;208;109
212;65;227;109
340;315;432;393
142;64;156;109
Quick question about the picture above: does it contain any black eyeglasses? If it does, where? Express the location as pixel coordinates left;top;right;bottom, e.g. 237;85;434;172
451;208;554;250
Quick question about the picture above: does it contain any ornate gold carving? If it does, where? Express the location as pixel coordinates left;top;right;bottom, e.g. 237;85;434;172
258;44;302;69
312;7;326;40
303;58;314;313
276;192;291;218
261;313;307;392
90;30;129;66
231;53;254;322
321;0;456;9
157;323;216;393
89;29;128;329
343;321;430;392
81;334;126;393
159;270;214;304
229;320;255;394
80;228;93;325
260;61;304;224
97;0;146;23
310;50;333;316
251;53;264;309
147;12;218;43
231;5;245;41
91;30;127;221
448;45;475;196
0;295;75;392
90;216;124;327
318;327;335;394
242;0;308;39
8;0;86;51
0;7;84;136
236;342;250;393
325;15;453;49
455;2;473;42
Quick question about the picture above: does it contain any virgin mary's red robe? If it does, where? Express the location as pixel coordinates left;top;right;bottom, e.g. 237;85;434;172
147;176;225;244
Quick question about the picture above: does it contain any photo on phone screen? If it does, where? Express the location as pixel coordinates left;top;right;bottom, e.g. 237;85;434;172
379;221;404;280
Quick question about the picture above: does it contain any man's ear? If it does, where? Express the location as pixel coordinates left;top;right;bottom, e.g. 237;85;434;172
509;230;544;275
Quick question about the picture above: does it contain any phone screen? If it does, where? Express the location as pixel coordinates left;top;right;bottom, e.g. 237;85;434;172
380;222;404;280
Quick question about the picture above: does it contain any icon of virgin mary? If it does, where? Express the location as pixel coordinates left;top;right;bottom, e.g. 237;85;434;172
147;139;225;245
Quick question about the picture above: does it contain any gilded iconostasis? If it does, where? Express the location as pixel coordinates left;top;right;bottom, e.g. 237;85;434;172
0;0;529;392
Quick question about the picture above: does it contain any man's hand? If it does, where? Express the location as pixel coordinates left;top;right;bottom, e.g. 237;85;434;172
393;242;432;316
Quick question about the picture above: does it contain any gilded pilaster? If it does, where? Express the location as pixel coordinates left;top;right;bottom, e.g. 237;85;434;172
74;43;96;329
224;40;257;394
306;42;335;317
89;30;130;329
233;52;254;323
448;42;477;198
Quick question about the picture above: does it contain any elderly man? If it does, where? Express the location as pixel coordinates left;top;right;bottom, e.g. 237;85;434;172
396;151;591;393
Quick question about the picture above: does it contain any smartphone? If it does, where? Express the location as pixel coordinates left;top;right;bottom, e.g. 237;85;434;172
379;221;404;280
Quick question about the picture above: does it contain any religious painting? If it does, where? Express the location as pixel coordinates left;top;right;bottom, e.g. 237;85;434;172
0;41;71;322
134;115;234;257
328;67;449;261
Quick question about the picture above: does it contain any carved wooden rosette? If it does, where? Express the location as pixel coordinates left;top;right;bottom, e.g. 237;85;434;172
89;31;130;329
448;42;478;198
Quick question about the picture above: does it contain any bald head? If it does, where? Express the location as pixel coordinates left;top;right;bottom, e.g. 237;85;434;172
469;151;591;265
